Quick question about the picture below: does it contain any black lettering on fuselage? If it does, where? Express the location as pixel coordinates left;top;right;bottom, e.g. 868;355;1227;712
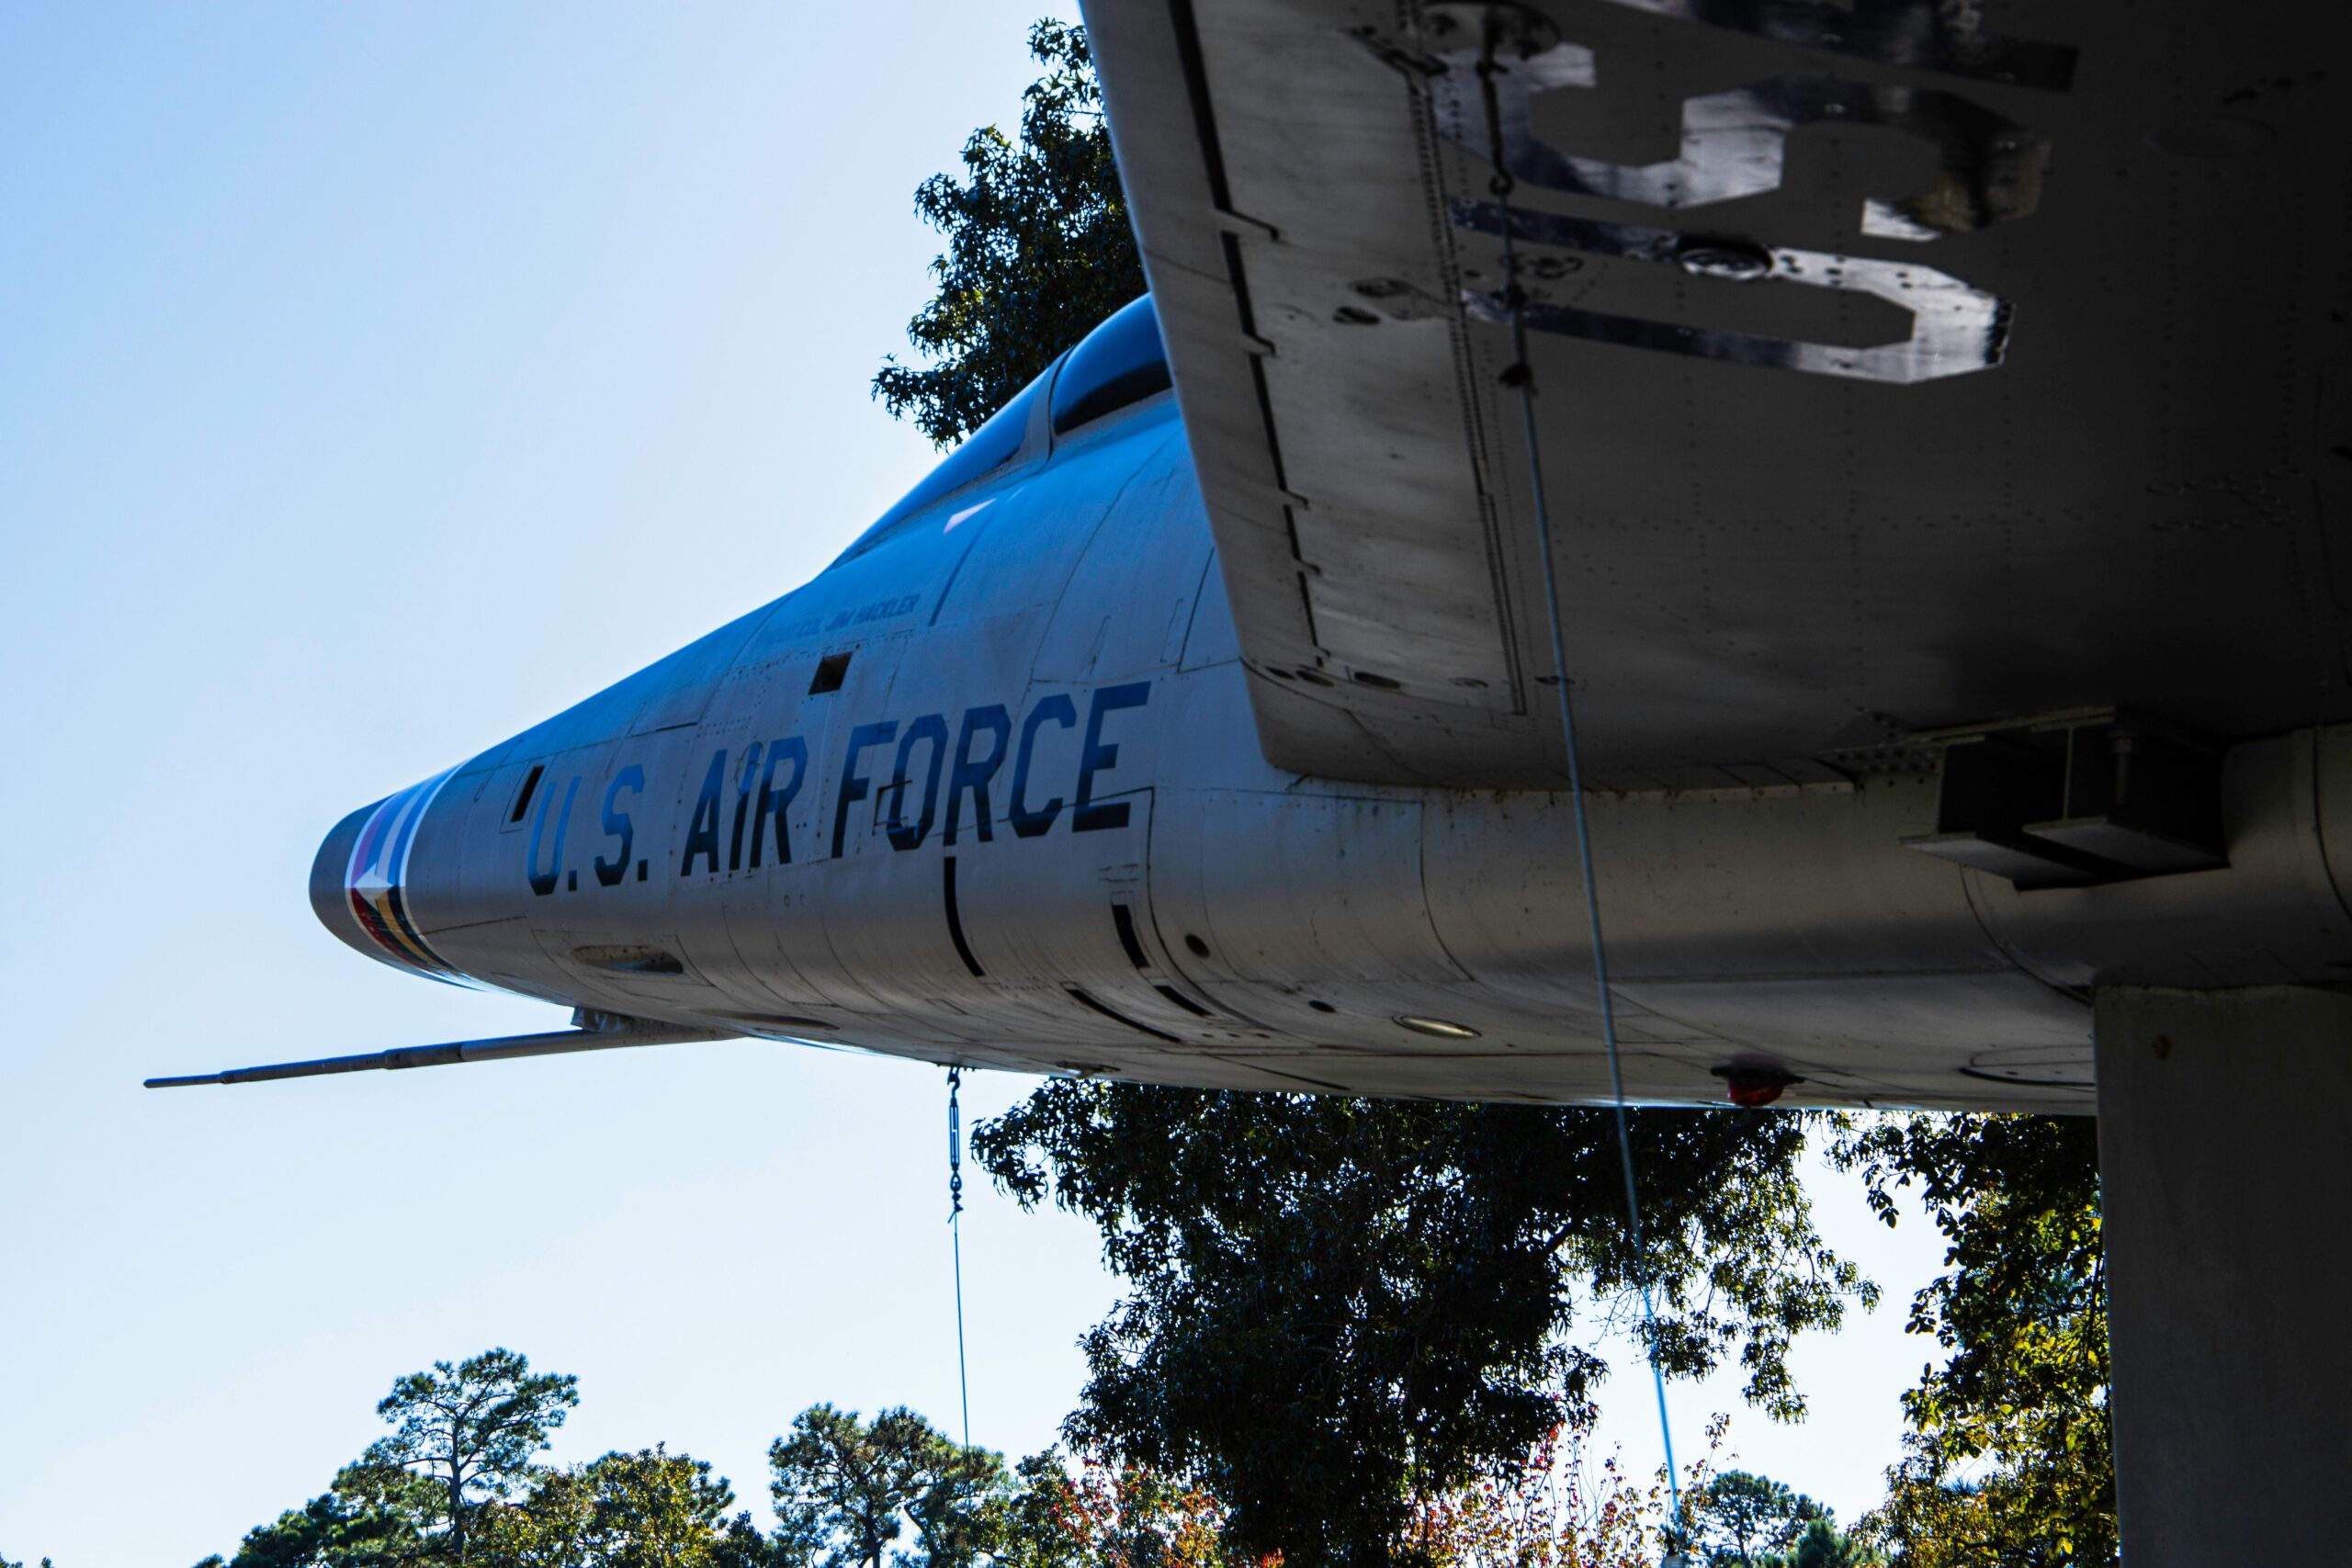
824;593;922;631
681;750;728;876
943;705;1011;846
1010;694;1079;839
728;742;765;871
1073;682;1151;832
832;721;898;859
887;714;951;851
527;776;579;897
549;682;1155;891
595;765;644;886
750;737;807;866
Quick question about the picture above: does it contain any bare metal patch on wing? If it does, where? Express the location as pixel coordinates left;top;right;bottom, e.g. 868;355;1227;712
1453;200;2007;383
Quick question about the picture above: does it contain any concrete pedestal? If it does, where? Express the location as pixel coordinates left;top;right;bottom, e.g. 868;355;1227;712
2095;986;2352;1566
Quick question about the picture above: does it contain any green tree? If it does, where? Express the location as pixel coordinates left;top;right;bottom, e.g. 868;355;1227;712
975;1087;1870;1568
1407;1411;1729;1568
769;1405;1005;1568
477;1446;765;1568
1765;1517;1881;1568
194;1386;770;1568
1690;1471;1813;1565
336;1347;581;1564
1830;1115;2111;1567
192;1483;428;1568
992;1449;1243;1568
872;19;1144;447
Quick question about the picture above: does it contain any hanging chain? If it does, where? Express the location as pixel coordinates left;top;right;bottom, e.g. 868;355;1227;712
1473;25;1687;1558
947;1066;971;1449
948;1066;966;1222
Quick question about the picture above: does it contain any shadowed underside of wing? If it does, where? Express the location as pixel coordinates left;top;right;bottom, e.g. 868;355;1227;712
1084;0;2352;789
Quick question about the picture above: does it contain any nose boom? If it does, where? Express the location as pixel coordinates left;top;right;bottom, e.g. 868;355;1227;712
309;769;465;982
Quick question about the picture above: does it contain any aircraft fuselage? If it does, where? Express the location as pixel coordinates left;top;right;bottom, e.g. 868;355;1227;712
314;388;2352;1111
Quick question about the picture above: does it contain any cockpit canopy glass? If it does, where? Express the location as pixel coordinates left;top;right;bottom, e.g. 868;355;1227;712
1050;295;1171;434
834;295;1170;566
836;370;1048;562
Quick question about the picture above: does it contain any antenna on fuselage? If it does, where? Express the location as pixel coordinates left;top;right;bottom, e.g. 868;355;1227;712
142;1013;733;1088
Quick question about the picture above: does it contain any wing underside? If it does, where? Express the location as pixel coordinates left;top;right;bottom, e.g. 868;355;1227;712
1086;0;2352;788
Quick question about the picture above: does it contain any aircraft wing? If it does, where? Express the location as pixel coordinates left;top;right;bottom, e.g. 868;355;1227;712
1084;0;2352;788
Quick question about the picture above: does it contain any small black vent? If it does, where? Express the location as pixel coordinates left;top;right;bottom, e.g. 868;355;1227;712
571;944;684;976
1111;905;1151;968
809;651;852;695
1066;986;1180;1043
1155;985;1215;1019
508;763;545;824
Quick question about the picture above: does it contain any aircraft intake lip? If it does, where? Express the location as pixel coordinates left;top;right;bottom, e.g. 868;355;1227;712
311;768;466;982
310;803;376;942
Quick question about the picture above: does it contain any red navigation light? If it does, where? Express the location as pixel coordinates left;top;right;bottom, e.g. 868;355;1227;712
1712;1064;1803;1108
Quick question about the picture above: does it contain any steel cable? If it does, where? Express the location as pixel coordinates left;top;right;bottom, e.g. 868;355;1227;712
1474;35;1688;1552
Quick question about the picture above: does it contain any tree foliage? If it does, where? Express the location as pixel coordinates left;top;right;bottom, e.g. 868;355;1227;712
1406;1414;1724;1568
1689;1471;1815;1566
768;1405;1004;1568
197;1485;427;1568
189;1355;1886;1568
975;1086;1871;1568
872;20;1145;447
190;1352;773;1568
1761;1519;1880;1568
1829;1115;2111;1567
474;1448;767;1568
341;1348;581;1563
204;1446;769;1568
991;1450;1248;1568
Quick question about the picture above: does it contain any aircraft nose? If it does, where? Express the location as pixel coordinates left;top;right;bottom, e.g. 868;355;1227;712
309;803;372;942
309;769;465;981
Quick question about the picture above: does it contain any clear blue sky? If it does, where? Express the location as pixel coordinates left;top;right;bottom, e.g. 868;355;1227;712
0;6;1949;1561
